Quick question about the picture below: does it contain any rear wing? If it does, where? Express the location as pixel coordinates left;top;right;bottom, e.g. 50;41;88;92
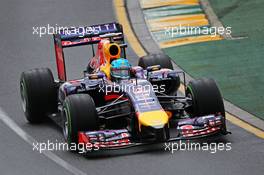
53;22;124;81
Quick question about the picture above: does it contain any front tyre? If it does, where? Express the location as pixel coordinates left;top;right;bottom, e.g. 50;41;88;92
186;78;226;132
62;94;99;145
20;68;57;123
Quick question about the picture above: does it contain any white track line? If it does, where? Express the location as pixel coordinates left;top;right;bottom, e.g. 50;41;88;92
0;107;87;175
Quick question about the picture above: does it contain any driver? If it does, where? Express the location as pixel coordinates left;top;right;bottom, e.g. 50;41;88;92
110;58;131;82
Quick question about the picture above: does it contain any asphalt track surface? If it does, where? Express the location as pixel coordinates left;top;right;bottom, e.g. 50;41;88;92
0;0;263;175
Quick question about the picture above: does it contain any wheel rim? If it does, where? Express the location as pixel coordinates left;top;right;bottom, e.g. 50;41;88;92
62;108;69;141
20;81;27;113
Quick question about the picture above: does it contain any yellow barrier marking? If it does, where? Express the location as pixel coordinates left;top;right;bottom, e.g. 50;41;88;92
149;14;206;23
114;0;264;139
113;0;147;57
140;0;199;9
159;35;223;48
148;14;208;32
149;18;209;32
226;113;264;139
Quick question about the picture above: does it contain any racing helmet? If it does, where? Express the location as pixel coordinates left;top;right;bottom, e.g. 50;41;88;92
110;58;131;80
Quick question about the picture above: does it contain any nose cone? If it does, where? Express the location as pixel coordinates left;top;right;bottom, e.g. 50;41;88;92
138;110;169;129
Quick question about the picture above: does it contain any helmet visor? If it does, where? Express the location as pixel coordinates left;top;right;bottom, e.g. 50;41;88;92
111;67;130;79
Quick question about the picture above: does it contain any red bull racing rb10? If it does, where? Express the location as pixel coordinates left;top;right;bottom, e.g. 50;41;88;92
20;22;229;153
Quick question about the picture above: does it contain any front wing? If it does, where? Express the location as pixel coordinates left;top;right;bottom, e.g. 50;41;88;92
78;114;229;152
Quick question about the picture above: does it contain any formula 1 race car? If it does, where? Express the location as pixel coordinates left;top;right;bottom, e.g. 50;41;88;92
20;22;229;152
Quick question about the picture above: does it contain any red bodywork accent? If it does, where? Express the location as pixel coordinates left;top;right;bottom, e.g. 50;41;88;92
181;126;221;137
61;37;101;47
78;131;131;149
88;41;107;70
78;132;90;143
98;41;106;66
104;94;127;101
180;121;222;138
55;43;66;81
96;139;130;148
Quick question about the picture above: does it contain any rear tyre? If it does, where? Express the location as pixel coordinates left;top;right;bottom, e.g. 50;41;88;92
62;94;99;145
186;78;226;132
138;53;179;95
20;68;57;123
138;53;173;69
